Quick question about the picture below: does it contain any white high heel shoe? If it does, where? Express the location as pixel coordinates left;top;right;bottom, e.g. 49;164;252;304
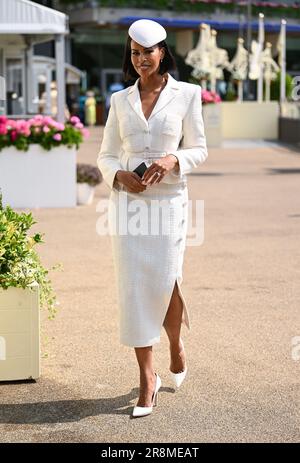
170;367;187;388
132;373;162;418
170;339;187;388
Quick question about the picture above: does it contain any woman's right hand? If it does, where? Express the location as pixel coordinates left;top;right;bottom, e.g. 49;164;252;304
115;170;147;193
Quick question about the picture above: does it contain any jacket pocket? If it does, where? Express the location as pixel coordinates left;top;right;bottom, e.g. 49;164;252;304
162;113;182;136
119;115;135;140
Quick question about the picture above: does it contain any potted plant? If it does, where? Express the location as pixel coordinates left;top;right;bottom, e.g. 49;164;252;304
76;163;102;205
0;190;60;381
0;115;89;208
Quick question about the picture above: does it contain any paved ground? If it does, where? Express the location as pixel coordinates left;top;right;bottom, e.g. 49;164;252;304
0;128;299;443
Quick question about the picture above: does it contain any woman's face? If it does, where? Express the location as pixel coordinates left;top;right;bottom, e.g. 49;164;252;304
130;40;165;77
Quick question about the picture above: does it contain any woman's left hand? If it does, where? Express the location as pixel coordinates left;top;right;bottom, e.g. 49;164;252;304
142;154;179;186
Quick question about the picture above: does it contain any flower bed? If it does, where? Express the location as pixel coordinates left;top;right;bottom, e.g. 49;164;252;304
201;89;222;105
0;192;60;380
0;115;89;152
0;115;90;208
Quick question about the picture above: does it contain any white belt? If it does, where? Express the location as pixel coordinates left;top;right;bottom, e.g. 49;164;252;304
123;150;167;159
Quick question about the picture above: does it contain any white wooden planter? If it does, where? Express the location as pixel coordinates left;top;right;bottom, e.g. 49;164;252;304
0;283;40;381
77;182;95;205
202;104;222;147
0;145;77;208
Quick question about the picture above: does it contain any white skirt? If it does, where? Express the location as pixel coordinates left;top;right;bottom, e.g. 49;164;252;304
108;177;190;347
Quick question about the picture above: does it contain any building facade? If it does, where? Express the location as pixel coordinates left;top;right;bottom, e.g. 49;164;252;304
51;0;300;90
29;0;300;102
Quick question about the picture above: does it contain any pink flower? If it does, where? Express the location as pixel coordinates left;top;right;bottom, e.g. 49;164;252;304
201;89;221;104
10;130;18;142
0;115;7;125
6;119;17;130
75;122;84;129
53;133;62;141
70;116;80;124
56;123;65;131
43;116;56;126
49;121;64;131
43;126;50;133
30;116;43;127
15;120;31;137
0;124;8;135
34;115;44;122
31;119;42;127
49;121;58;130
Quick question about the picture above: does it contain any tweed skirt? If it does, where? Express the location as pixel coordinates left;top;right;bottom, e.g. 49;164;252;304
108;173;190;347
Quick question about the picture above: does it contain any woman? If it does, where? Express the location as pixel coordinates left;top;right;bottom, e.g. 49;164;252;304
97;19;208;418
85;91;96;126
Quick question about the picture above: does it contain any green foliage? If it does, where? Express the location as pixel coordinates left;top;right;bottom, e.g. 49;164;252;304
188;76;201;86
0;123;83;152
0;114;87;153
224;81;237;102
33;124;83;152
270;71;294;101
0;197;62;320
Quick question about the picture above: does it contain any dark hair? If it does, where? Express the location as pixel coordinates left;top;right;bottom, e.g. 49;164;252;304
122;35;177;82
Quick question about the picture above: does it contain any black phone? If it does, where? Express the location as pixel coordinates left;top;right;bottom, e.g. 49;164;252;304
133;162;148;178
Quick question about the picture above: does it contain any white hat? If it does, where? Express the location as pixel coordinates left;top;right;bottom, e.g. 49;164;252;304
128;19;167;48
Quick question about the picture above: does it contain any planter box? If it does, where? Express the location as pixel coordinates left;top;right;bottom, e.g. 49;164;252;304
0;145;77;208
0;283;40;381
221;101;279;139
279;117;300;144
202;104;222;147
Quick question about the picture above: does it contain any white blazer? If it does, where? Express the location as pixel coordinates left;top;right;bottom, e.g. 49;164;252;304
97;73;208;191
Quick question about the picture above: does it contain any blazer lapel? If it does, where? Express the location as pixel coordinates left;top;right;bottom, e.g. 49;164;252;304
127;78;146;126
127;73;180;125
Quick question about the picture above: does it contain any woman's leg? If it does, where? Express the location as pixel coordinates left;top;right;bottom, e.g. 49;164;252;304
163;281;186;373
134;346;156;407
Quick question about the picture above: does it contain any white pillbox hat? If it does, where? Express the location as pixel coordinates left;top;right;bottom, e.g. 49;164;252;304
128;19;167;48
